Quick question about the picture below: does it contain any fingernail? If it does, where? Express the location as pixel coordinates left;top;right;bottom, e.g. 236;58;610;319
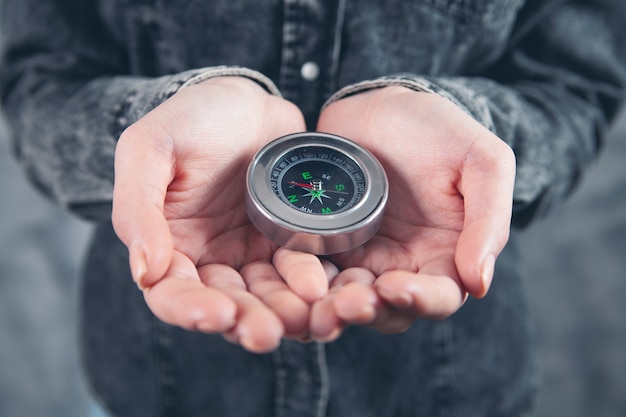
129;242;148;288
480;254;496;297
338;297;377;323
240;335;281;353
314;326;342;343
359;303;376;322
239;335;256;351
197;316;236;333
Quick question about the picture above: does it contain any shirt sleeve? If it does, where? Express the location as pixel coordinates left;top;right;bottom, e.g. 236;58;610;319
324;0;626;227
0;0;280;221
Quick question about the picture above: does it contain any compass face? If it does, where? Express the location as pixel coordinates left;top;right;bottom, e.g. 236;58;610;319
245;132;388;255
271;146;365;216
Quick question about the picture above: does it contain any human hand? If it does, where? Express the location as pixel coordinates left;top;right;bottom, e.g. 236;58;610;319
112;77;329;352
309;86;516;339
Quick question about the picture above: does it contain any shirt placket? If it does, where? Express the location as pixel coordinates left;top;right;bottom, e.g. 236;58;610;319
274;2;340;415
273;340;330;417
279;0;344;129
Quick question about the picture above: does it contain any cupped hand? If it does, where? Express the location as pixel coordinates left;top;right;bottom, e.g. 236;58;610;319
112;76;328;352
310;86;516;339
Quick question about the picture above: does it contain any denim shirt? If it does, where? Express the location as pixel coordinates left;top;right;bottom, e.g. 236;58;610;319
1;1;626;416
1;0;625;225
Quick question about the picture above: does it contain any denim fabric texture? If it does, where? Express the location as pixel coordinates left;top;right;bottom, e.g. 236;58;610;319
1;0;626;416
1;0;625;222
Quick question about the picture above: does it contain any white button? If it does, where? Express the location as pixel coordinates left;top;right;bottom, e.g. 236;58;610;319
301;61;320;81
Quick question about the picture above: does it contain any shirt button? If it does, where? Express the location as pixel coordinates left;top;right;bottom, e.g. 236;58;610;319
301;61;320;82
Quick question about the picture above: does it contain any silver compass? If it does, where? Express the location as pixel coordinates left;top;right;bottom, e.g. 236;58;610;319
245;132;388;255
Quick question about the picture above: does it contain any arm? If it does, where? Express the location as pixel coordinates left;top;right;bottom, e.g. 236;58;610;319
0;0;279;220
308;0;626;339
1;0;327;352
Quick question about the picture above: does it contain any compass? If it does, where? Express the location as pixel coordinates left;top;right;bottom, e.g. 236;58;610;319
245;132;388;255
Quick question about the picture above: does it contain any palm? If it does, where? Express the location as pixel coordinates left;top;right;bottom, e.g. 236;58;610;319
315;86;515;327
332;160;464;276
322;90;468;277
117;76;303;270
163;157;276;270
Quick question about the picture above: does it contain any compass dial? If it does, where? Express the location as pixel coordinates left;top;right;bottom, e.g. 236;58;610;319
273;146;365;215
246;132;387;255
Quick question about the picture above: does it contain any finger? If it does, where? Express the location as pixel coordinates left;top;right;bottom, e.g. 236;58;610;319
309;268;411;341
309;268;378;341
241;261;310;337
321;259;340;281
112;124;175;289
199;264;284;353
273;248;329;303
332;269;415;333
310;294;343;342
375;256;468;320
331;268;378;324
143;251;237;332
456;137;515;298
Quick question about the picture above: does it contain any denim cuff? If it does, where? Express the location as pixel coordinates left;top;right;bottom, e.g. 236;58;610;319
180;66;282;96
113;66;281;140
322;75;476;123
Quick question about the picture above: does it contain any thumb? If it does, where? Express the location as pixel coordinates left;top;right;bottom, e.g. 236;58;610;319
112;124;175;289
455;138;516;298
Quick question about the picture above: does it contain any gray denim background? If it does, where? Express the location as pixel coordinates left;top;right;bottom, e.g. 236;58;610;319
0;113;93;417
520;110;626;417
0;110;624;416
